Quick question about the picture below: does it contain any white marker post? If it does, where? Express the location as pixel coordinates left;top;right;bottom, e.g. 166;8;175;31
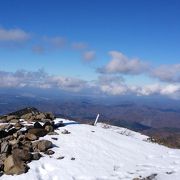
94;114;100;126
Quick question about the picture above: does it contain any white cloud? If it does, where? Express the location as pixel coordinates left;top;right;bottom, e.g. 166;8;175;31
151;64;180;82
134;83;180;99
45;76;87;92
95;75;180;98
83;51;96;62
0;69;179;99
0;27;30;42
97;75;128;95
135;84;162;96
160;84;180;96
0;69;86;92
98;51;148;75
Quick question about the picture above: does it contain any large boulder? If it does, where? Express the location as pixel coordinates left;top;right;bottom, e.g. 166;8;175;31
28;128;47;137
34;122;43;129
12;148;32;162
32;140;53;152
4;155;29;175
0;130;7;139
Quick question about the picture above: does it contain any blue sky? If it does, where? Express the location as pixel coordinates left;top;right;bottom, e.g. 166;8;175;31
0;0;180;98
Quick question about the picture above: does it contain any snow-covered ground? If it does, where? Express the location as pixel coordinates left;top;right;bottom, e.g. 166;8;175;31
2;118;180;180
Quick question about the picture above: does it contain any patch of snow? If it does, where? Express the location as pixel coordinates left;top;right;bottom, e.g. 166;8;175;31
2;118;180;180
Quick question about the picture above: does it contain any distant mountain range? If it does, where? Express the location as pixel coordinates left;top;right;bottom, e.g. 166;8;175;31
0;88;180;142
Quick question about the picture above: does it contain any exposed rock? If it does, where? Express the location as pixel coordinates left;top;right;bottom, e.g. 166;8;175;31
5;128;17;137
43;120;54;127
133;174;157;180
0;107;56;175
45;149;55;155
12;148;32;162
0;130;7;139
51;137;58;140
4;155;29;175
35;113;46;120
45;112;55;120
0;124;6;130
61;129;71;134
6;115;18;122
17;134;25;142
32;140;53;152
32;153;42;160
44;125;54;132
21;141;33;152
25;133;38;141
1;141;10;154
0;160;4;171
0;116;7;123
9;139;18;146
5;124;13;131
28;128;47;137
14;122;23;130
9;107;39;118
0;153;7;162
47;131;59;135
21;113;33;121
33;122;43;129
13;131;23;139
9;119;19;123
11;143;19;150
57;156;64;160
9;107;55;121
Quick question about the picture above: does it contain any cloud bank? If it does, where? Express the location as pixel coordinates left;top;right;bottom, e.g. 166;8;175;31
0;69;179;99
0;69;86;92
151;64;180;83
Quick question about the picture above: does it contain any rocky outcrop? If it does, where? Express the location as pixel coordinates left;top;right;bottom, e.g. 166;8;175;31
2;107;55;122
0;107;60;176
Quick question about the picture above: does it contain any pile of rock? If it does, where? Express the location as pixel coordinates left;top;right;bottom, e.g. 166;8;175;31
0;107;60;176
0;107;55;123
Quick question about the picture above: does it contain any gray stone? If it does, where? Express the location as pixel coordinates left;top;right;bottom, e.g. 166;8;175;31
4;155;29;175
28;128;47;137
47;131;59;135
33;140;53;152
32;153;42;160
1;141;9;154
25;133;38;141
